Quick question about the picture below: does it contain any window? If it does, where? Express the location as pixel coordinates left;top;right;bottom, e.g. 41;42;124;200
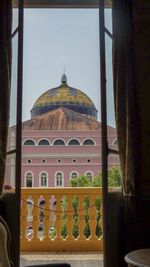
85;172;93;181
70;172;78;179
72;158;77;163
38;139;50;146
23;139;35;146
55;172;64;187
53;139;65;145
40;172;48;187
68;139;80;146
26;172;33;187
83;139;95;145
27;159;32;163
41;159;46;163
57;159;62;163
87;159;91;163
112;139;118;146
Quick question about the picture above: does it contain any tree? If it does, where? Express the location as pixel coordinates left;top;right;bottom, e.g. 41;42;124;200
70;166;121;187
70;175;91;187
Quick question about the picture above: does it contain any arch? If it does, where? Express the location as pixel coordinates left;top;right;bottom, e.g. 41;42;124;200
39;171;48;187
55;171;64;187
70;171;79;179
68;139;80;146
53;139;65;146
83;139;95;145
112;138;118;146
25;171;34;187
38;139;50;146
23;139;36;146
85;171;93;181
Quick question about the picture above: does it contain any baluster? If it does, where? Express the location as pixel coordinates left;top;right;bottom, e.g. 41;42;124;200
83;196;91;240
26;196;34;241
60;196;68;240
72;196;79;240
37;195;46;241
49;195;57;240
95;196;102;239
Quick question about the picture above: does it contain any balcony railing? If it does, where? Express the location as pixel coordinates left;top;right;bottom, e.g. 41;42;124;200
21;188;103;252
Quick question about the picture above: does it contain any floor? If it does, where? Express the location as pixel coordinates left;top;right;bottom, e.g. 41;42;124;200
20;253;104;267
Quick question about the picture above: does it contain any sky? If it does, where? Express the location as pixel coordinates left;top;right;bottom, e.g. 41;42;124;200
11;8;115;127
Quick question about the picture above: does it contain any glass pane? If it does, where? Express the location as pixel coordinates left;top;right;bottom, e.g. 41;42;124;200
12;1;18;34
4;153;16;191
5;12;18;189
10;32;18;128
104;8;112;34
105;33;115;128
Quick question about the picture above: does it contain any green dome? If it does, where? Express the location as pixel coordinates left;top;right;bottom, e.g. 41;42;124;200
31;75;98;119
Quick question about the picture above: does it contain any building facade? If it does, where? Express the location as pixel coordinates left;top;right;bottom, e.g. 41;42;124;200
5;75;119;187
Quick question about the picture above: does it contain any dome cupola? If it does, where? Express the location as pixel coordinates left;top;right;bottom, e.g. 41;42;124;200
31;75;98;119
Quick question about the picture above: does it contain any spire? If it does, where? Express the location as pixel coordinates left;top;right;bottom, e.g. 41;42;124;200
61;73;67;84
61;65;67;85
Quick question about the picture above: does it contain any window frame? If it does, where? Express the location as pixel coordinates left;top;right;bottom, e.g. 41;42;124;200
24;171;34;187
14;2;113;266
39;171;48;187
55;171;64;187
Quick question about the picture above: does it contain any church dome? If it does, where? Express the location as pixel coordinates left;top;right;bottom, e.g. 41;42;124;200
31;75;98;119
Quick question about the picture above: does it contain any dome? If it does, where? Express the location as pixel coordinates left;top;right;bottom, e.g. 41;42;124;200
31;75;98;119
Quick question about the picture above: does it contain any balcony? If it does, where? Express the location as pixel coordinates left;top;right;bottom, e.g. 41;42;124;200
20;187;104;266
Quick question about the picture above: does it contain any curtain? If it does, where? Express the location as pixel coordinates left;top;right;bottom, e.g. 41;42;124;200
0;0;12;195
112;0;141;197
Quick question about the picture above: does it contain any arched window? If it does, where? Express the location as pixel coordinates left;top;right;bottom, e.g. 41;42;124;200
112;139;118;146
53;139;65;145
38;139;50;146
24;139;35;146
40;172;48;187
85;172;93;182
70;172;78;179
55;172;64;187
68;139;80;145
26;172;33;187
83;139;95;145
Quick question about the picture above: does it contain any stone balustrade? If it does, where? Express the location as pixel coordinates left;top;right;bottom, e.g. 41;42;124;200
20;188;103;252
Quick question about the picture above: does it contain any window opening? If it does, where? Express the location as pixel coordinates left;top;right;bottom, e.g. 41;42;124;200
53;139;65;145
38;139;50;146
40;172;48;187
83;139;95;145
55;172;64;187
24;139;35;146
71;172;78;179
26;172;33;187
85;172;93;181
68;139;80;146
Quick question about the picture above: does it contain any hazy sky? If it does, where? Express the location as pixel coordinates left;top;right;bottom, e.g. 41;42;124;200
11;8;115;127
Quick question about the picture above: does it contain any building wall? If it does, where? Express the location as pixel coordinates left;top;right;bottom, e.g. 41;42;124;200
5;128;119;187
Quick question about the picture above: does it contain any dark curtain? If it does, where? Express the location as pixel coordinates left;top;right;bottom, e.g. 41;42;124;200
0;0;12;195
112;0;141;197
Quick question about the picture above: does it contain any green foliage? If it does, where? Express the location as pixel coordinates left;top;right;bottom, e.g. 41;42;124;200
95;197;101;211
72;222;79;239
84;223;91;239
61;196;68;212
61;223;68;239
84;197;90;210
95;222;102;239
108;166;121;187
49;227;57;240
70;175;91;187
72;197;79;211
70;166;121;188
